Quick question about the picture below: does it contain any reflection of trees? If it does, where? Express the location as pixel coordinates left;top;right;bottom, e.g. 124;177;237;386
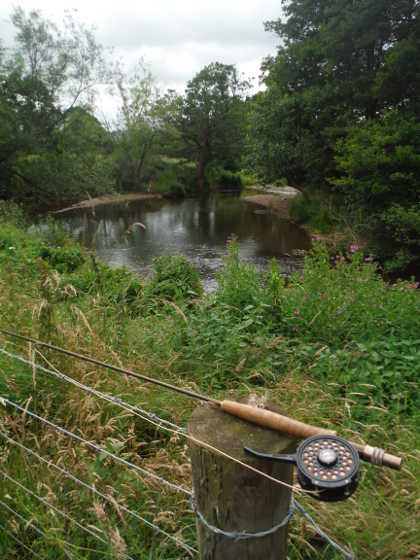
60;195;311;269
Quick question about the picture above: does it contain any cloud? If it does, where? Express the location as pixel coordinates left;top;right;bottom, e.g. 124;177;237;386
0;0;281;115
97;1;278;50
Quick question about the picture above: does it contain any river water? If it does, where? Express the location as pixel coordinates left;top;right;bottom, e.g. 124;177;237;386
57;193;311;290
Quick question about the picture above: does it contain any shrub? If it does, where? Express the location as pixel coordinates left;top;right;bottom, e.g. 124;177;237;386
216;237;262;309
332;112;420;274
39;245;85;273
144;254;202;302
207;166;243;190
290;192;335;233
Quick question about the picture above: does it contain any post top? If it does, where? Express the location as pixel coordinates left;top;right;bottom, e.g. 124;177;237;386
188;393;296;461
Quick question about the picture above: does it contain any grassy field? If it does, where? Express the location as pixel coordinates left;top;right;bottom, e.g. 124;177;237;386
0;202;418;559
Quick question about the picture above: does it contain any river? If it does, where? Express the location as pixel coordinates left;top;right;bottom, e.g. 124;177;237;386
57;193;311;290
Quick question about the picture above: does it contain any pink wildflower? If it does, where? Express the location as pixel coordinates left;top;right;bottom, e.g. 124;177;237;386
313;235;321;242
226;238;232;245
414;282;419;289
365;256;373;262
337;308;343;315
350;244;360;253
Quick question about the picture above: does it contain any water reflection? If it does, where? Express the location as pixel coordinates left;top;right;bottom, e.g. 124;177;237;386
58;193;311;290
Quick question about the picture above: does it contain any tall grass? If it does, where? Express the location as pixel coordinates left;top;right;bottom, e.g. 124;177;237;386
0;203;418;559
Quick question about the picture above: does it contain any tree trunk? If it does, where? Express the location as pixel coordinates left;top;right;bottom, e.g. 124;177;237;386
197;129;210;191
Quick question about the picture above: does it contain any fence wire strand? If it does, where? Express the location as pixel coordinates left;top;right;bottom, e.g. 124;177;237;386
0;347;303;493
0;498;46;540
0;393;191;497
0;499;76;560
0;469;137;560
0;347;185;433
0;424;197;556
0;522;44;559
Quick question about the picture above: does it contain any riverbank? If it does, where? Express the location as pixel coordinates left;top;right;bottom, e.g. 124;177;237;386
51;192;163;214
243;191;357;247
0;202;418;558
243;193;294;220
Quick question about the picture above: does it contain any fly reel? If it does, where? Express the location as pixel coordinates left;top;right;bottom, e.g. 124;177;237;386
245;434;360;502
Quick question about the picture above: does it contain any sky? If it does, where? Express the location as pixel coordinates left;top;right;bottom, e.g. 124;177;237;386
0;0;281;118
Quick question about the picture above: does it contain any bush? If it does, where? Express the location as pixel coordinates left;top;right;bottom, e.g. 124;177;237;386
207;166;243;190
332;111;420;274
0;201;26;226
290;192;335;233
144;254;202;302
39;245;85;273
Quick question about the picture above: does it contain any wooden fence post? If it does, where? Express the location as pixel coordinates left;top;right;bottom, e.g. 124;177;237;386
188;394;296;560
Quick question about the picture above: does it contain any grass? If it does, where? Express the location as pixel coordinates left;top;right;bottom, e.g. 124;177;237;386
0;203;418;559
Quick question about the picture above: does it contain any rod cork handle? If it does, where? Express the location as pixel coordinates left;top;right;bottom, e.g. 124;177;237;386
352;443;402;470
219;400;403;470
219;400;336;439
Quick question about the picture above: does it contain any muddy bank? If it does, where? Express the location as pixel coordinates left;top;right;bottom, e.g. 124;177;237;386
243;194;294;220
52;193;163;214
243;192;355;246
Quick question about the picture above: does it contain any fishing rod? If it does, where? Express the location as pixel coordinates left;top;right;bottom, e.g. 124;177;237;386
0;327;402;475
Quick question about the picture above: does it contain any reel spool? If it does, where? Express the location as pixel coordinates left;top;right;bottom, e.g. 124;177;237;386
245;434;360;502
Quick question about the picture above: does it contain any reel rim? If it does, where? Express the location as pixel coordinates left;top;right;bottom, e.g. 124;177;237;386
296;434;360;501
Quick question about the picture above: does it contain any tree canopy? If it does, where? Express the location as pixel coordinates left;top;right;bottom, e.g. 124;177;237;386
0;8;112;206
248;0;420;272
171;62;249;190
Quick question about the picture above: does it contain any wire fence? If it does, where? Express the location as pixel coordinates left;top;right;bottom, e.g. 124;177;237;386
0;336;356;559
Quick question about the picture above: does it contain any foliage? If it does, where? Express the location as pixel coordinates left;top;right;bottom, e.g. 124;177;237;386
0;211;418;558
168;63;249;190
112;62;164;192
39;245;85;273
290;193;336;233
0;8;113;206
144;254;203;302
207;167;243;190
332;112;420;273
253;0;420;188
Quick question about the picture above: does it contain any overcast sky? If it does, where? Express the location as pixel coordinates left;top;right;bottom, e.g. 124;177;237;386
0;0;281;118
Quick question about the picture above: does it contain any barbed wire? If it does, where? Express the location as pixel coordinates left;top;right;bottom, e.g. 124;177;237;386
0;499;75;560
0;347;186;433
0;498;47;540
0;522;44;559
0;394;191;497
0;346;356;558
0;347;303;494
0;427;198;556
0;469;136;560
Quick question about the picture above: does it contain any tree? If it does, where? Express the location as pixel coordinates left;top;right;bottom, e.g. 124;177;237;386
113;62;162;191
253;0;420;187
174;62;248;190
0;8;112;205
11;7;107;112
331;112;420;274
